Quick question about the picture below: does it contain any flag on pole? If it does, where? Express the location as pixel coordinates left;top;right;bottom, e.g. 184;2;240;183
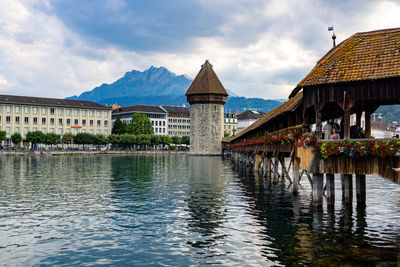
328;26;334;31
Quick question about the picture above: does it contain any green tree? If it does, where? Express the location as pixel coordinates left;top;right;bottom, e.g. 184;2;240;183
160;135;171;146
137;134;151;148
120;133;136;148
44;133;61;145
130;113;154;135
112;115;127;134
150;135;161;146
94;134;108;146
26;131;45;149
74;133;94;147
0;131;6;145
108;134;121;146
171;135;181;145
62;133;74;144
11;133;22;147
182;135;190;145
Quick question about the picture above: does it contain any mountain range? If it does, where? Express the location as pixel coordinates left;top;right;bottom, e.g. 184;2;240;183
67;66;283;113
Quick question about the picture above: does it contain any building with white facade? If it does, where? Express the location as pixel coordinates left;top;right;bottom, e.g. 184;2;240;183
0;94;112;145
236;110;266;133
161;106;190;137
112;105;168;135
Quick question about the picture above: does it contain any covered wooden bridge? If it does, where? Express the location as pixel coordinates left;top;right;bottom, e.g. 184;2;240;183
228;27;400;206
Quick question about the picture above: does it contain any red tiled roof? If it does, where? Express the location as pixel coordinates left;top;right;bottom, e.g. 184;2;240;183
290;27;400;98
185;60;228;96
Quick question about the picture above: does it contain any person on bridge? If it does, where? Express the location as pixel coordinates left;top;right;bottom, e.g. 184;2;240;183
330;128;340;140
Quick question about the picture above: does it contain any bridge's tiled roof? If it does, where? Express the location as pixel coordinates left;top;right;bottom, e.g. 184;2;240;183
185;60;228;96
231;91;303;142
289;27;400;98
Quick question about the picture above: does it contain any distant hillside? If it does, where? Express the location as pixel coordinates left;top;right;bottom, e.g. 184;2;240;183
67;66;282;113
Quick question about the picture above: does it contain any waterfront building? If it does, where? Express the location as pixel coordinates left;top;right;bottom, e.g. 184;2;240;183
185;60;228;155
161;106;190;137
0;94;112;145
236;110;266;133
224;113;237;136
112;105;168;135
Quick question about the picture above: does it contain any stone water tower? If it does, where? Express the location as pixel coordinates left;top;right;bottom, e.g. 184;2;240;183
185;60;228;155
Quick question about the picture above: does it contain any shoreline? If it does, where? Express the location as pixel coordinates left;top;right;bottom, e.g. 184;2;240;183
0;150;189;157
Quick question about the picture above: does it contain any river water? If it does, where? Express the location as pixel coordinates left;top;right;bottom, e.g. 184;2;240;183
0;155;399;266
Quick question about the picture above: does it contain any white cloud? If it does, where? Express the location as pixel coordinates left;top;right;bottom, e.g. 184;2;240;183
0;0;399;101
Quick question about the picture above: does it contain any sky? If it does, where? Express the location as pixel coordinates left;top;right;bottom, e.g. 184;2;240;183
0;0;399;100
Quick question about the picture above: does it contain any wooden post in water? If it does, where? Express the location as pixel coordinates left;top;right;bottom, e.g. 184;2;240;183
356;174;366;206
281;157;286;180
273;155;279;183
326;173;335;206
312;173;324;206
293;157;300;194
341;174;353;204
264;157;271;177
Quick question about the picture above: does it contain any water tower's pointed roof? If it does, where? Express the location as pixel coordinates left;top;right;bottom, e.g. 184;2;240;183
185;60;228;96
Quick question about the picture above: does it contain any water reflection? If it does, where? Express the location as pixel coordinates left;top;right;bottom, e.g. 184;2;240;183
0;155;400;266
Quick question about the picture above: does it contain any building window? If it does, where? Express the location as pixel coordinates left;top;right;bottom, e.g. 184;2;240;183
74;128;78;134
24;127;28;135
67;119;70;125
82;119;86;126
50;128;54;133
50;118;54;125
74;119;78;126
82;110;86;116
24;117;29;124
155;128;158;133
15;116;20;123
33;107;38;114
89;129;93;134
97;120;101;126
66;128;70;133
66;109;71;116
42;108;46;115
15;127;20;133
59;118;63;124
155;121;158;126
82;129;86;133
104;111;108;117
50;108;55;115
90;110;93;117
97;111;101;117
104;130;108;135
6;116;10;123
104;120;108;126
33;127;37;131
6;106;10;113
24;107;29;114
74;109;79;116
42;118;46;124
97;129;100;134
15;106;20;113
6;126;10;134
58;128;63;135
58;108;63;115
90;120;94;126
42;128;46;134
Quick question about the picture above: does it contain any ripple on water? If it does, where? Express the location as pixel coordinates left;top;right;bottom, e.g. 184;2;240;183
0;155;399;266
